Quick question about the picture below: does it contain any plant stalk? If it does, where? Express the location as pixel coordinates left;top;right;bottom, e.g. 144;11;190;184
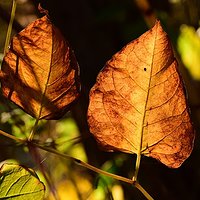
28;118;40;141
0;129;24;143
33;142;134;184
0;130;154;199
3;0;17;55
28;143;60;200
134;152;141;181
34;143;154;199
135;182;154;200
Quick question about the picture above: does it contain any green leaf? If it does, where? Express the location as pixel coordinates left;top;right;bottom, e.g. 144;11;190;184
0;163;45;200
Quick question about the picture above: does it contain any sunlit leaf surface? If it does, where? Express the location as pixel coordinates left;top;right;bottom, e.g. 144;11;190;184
0;163;45;200
88;21;194;168
1;15;80;120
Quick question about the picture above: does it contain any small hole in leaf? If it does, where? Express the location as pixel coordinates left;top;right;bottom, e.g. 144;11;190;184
144;68;147;71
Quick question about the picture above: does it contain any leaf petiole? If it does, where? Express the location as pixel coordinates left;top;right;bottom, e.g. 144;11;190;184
134;152;142;181
28;118;40;141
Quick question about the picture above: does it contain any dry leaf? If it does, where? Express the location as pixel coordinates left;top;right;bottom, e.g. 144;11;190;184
1;15;80;120
88;21;194;168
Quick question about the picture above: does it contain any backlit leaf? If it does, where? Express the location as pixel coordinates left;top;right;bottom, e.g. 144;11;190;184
88;21;194;168
1;14;80;120
0;163;45;200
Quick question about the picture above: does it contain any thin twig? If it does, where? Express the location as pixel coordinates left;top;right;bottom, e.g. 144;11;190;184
4;0;17;55
135;182;154;200
0;129;24;143
34;143;154;199
28;118;39;141
28;143;60;200
133;152;141;181
0;130;154;199
33;142;134;185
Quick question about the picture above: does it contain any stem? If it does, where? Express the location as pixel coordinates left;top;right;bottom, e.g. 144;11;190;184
28;143;60;200
28;118;39;141
34;143;154;199
0;129;24;143
135;182;154;200
0;131;154;199
4;0;17;55
33;142;134;185
134;153;141;181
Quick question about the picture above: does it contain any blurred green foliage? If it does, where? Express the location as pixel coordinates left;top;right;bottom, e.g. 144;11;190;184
178;25;200;80
56;118;87;162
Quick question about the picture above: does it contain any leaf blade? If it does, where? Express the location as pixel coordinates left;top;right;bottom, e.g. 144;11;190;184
1;15;80;120
0;163;45;200
88;21;194;168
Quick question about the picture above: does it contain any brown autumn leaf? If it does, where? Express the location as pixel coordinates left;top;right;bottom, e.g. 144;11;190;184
88;21;194;168
1;14;80;120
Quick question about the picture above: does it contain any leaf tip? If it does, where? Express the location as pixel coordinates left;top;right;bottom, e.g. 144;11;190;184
38;3;49;16
150;19;167;37
153;19;162;29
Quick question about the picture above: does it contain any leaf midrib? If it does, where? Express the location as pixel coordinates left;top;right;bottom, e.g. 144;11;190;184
36;25;54;119
138;24;158;155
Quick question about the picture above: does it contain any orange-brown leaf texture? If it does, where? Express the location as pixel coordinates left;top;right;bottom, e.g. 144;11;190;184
1;15;80;120
88;21;194;168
